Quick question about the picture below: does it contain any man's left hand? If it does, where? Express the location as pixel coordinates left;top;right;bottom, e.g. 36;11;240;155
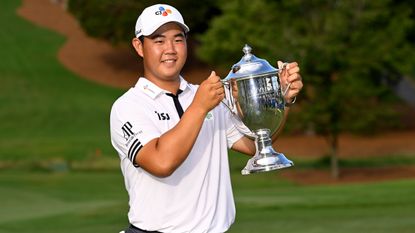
277;61;303;105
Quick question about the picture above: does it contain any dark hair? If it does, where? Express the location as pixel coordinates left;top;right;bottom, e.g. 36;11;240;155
139;36;144;43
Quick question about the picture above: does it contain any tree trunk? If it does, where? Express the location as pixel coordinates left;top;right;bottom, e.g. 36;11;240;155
329;134;339;179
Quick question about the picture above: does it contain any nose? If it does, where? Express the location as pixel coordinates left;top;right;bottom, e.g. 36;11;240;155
164;40;176;54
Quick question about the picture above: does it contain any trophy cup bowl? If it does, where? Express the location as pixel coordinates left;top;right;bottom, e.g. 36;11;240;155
222;44;294;175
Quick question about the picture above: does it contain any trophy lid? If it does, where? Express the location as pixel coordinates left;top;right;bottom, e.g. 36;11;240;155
224;44;277;80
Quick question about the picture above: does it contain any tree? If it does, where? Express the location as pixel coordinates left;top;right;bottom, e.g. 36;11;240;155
197;0;415;178
67;0;220;44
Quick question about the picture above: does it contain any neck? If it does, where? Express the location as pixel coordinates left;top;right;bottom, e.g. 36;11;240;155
145;74;181;94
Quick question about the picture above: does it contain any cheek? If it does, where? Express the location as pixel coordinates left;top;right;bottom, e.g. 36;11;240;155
143;46;162;60
178;45;187;59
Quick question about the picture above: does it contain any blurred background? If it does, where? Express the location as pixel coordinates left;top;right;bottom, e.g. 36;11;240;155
1;0;414;232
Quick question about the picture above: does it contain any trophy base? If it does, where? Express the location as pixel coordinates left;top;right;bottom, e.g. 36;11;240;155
241;129;294;175
241;152;293;175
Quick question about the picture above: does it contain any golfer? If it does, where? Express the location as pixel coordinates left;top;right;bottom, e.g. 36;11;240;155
110;3;303;233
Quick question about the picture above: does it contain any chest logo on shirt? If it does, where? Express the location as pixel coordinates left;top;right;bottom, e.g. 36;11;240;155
155;111;170;121
205;111;214;121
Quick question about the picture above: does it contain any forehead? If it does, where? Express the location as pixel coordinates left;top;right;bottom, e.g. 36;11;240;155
149;22;185;37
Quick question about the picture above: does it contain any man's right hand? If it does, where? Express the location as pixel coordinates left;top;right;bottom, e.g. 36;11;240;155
135;71;225;177
192;71;224;114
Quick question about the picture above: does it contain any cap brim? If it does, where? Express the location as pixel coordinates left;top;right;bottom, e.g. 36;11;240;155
141;21;189;37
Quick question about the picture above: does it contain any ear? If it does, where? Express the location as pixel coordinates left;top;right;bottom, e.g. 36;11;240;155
132;38;144;58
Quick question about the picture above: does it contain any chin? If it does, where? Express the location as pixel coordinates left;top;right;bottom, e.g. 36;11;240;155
161;72;181;81
162;69;183;79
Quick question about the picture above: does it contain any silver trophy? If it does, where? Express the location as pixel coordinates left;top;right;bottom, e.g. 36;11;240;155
222;44;294;175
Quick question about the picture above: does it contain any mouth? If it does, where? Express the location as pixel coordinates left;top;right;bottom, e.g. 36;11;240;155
161;58;177;64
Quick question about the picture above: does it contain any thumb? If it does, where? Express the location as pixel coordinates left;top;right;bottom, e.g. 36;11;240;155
207;70;219;82
277;61;284;70
208;71;216;79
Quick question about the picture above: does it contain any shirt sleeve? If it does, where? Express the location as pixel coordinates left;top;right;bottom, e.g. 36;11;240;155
110;99;161;166
223;105;245;149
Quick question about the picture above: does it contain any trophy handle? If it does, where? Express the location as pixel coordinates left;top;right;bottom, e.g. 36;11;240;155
277;62;292;97
221;80;237;115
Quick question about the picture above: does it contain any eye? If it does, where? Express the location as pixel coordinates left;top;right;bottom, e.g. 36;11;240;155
152;37;164;44
175;37;184;43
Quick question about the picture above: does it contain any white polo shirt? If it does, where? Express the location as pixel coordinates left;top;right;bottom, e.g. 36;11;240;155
110;77;244;233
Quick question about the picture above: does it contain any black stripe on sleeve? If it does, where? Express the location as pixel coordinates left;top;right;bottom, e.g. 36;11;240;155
130;142;143;162
131;144;143;167
128;139;141;161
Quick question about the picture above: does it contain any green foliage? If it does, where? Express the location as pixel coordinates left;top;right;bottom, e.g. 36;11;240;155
198;0;415;135
197;0;283;68
67;0;221;43
68;0;141;43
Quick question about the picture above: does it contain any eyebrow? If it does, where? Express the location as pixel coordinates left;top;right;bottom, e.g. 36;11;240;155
149;33;186;40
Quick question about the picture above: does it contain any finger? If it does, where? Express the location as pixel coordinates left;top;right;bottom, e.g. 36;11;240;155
287;73;302;83
212;81;224;90
287;62;298;69
230;79;238;89
288;81;303;91
290;78;304;91
287;66;300;75
280;72;290;86
285;89;300;100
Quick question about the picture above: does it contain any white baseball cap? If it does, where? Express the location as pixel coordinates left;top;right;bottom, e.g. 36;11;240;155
135;4;190;38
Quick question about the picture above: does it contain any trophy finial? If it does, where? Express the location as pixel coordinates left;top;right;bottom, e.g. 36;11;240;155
243;44;252;54
242;44;253;61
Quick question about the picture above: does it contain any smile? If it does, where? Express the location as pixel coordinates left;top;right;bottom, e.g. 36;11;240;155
162;59;176;63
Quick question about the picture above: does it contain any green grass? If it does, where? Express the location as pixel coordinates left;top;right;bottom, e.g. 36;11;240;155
0;0;123;163
227;154;415;233
293;154;415;169
0;170;128;233
0;170;414;233
230;177;415;233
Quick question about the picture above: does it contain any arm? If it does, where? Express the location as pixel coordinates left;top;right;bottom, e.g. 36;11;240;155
136;72;224;177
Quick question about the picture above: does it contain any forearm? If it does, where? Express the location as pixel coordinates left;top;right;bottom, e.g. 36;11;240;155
231;136;256;156
136;104;207;177
156;105;206;166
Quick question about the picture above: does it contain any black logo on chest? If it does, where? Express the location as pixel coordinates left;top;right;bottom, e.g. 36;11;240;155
155;111;170;121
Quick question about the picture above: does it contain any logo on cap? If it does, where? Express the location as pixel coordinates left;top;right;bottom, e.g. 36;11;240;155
155;6;172;16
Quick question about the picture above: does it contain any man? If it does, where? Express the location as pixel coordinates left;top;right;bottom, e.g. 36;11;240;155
110;4;303;233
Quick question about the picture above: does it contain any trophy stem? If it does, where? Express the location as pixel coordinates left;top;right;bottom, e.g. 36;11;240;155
241;129;294;175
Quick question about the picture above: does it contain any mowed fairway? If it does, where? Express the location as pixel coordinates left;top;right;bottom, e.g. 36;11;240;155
0;171;128;233
1;1;415;233
229;172;415;233
0;170;414;233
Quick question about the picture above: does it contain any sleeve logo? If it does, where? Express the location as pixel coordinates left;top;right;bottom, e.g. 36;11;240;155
122;121;134;141
121;121;143;163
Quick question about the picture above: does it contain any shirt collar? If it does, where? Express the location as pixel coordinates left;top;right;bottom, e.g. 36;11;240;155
135;76;191;99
